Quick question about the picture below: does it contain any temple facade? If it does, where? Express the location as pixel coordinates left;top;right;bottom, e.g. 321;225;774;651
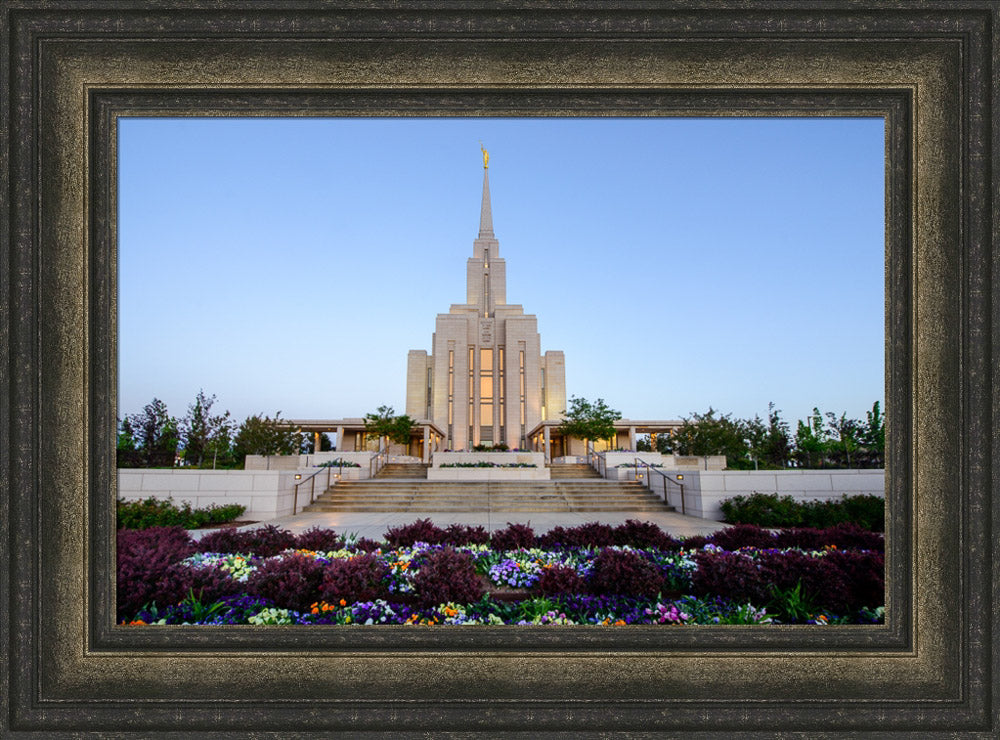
405;151;566;451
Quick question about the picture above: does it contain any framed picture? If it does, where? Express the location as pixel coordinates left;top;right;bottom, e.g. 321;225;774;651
2;2;995;735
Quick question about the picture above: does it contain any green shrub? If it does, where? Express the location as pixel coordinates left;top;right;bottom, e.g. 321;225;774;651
117;496;246;530
719;492;884;532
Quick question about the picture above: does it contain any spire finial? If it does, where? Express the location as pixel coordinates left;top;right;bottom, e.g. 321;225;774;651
478;146;494;238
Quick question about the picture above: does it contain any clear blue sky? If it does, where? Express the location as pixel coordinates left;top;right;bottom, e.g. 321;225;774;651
119;116;885;430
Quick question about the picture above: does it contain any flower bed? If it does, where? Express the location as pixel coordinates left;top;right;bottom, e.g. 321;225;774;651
119;520;884;626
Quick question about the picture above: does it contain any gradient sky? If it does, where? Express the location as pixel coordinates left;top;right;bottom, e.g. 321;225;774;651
119;116;885;430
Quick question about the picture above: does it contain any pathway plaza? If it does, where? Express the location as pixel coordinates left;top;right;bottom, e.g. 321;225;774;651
194;508;727;543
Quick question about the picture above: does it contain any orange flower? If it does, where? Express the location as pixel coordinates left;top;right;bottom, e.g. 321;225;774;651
339;598;347;606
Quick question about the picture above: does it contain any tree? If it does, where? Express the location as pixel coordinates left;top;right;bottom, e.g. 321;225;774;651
668;407;748;468
180;390;232;468
793;408;827;468
859;401;885;467
825;411;863;468
743;414;769;469
364;405;415;447
127;398;179;467
557;397;621;449
232;412;301;460
116;416;142;468
762;402;792;468
304;433;333;454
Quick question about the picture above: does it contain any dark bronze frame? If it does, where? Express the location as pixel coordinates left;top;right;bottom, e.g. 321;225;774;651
2;2;996;735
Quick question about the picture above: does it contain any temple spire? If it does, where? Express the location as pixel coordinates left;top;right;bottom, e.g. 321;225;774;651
478;146;494;238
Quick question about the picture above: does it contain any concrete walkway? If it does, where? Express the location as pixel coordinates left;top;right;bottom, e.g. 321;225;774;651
197;509;728;542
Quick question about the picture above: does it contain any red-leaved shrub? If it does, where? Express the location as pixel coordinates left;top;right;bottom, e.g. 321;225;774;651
320;553;391;604
537;523;615;549
442;523;491;546
294;527;345;552
384;518;446;548
825;522;884;552
153;562;242;612
587;548;665;599
613;519;680;550
116;526;197;621
533;564;586;596
709;523;778;551
352;537;383;553
822;550;885;611
412;547;485;608
681;535;709;550
774;527;829;551
246;553;326;611
490;522;536;551
197;524;296;557
691;551;769;605
237;525;298;557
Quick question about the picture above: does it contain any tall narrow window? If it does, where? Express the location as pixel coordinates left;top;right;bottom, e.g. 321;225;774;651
498;347;505;443
447;350;454;446
480;348;494;442
540;367;547;420
468;346;475;445
426;367;433;419
519;349;526;448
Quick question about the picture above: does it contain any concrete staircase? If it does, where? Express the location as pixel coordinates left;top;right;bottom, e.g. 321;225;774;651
302;479;671;513
549;463;602;479
374;463;429;479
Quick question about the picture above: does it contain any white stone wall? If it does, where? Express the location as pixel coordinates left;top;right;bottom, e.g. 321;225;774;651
118;469;303;519
638;469;886;521
245;452;374;475
427;467;550;481
431;451;546;468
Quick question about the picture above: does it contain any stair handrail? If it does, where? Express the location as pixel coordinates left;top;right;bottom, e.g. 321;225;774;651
633;458;686;515
369;441;389;478
585;442;607;478
292;464;334;516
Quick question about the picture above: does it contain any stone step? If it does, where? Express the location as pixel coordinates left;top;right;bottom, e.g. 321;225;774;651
301;476;672;513
548;464;603;479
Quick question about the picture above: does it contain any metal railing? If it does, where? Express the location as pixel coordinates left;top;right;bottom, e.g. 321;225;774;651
369;442;389;478
586;442;607;477
633;458;686;515
292;464;334;516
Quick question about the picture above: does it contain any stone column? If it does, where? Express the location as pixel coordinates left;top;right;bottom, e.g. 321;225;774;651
314;432;322;454
423;425;430;464
629;426;636;451
336;425;344;451
543;425;551;462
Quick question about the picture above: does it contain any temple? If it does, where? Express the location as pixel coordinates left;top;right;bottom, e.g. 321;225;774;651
404;149;567;452
283;151;682;462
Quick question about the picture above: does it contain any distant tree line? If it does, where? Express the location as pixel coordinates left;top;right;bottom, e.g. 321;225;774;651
637;402;885;469
116;391;331;469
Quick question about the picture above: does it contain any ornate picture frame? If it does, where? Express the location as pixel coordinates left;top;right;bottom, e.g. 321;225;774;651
2;2;995;735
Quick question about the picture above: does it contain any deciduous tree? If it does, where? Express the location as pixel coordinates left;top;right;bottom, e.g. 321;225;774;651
557;397;621;449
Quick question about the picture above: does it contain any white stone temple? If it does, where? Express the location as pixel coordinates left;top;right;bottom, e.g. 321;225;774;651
404;147;566;451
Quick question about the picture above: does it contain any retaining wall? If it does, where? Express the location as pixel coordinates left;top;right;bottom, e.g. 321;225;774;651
641;469;885;521
426;467;551;481
118;468;330;520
